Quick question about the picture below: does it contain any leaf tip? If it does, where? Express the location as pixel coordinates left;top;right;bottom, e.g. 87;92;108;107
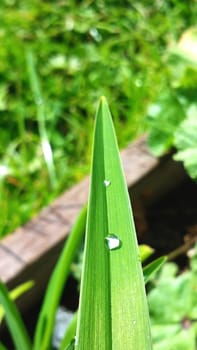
100;95;107;104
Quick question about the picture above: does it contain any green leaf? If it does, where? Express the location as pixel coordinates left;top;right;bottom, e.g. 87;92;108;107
76;97;152;349
33;205;87;350
151;324;196;350
0;280;34;323
143;257;167;284
172;27;197;66
26;49;57;189
174;108;197;180
52;255;165;349
139;244;154;263
148;253;197;350
65;339;75;350
149;267;194;322
147;91;185;156
59;312;78;350
0;281;32;350
71;244;155;286
0;342;7;350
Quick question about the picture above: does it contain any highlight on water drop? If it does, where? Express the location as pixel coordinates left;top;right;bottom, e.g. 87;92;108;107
104;179;111;187
104;234;122;251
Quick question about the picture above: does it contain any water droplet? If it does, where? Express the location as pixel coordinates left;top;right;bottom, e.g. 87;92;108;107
132;320;137;326
104;179;111;187
105;234;122;251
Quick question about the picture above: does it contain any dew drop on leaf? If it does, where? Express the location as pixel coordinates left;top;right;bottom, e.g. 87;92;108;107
105;234;122;250
104;179;111;187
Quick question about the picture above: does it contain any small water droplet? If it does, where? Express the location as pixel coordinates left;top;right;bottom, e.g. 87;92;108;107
132;320;137;326
105;234;122;251
104;179;111;187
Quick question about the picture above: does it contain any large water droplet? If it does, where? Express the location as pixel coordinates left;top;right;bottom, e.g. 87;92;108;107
104;179;111;187
105;234;122;251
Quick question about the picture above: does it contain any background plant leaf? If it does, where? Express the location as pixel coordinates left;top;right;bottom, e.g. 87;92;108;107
147;90;186;156
0;342;7;350
26;50;57;189
33;205;86;350
143;257;167;284
59;312;78;350
148;246;197;350
174;108;197;180
139;244;154;262
0;280;34;323
0;281;32;350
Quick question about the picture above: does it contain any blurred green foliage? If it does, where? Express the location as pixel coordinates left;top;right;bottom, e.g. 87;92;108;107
147;27;197;180
148;245;197;350
0;0;196;236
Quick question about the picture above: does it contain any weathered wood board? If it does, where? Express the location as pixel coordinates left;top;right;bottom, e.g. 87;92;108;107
0;136;187;312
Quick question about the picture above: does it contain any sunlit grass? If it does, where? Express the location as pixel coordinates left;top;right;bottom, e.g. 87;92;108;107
0;1;196;237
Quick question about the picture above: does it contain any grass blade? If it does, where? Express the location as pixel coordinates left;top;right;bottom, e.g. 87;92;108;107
33;206;86;350
59;312;78;350
0;281;32;350
56;257;166;348
0;280;34;323
76;97;152;349
143;256;167;284
26;49;57;189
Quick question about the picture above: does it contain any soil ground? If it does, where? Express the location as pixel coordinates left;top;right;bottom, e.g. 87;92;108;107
139;177;197;268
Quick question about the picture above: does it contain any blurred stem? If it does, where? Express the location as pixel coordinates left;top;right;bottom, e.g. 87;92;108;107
26;49;57;189
59;312;78;350
168;237;197;261
0;180;7;238
17;104;28;162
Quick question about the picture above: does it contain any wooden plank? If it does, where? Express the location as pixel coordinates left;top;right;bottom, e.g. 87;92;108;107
0;136;187;313
0;246;25;282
